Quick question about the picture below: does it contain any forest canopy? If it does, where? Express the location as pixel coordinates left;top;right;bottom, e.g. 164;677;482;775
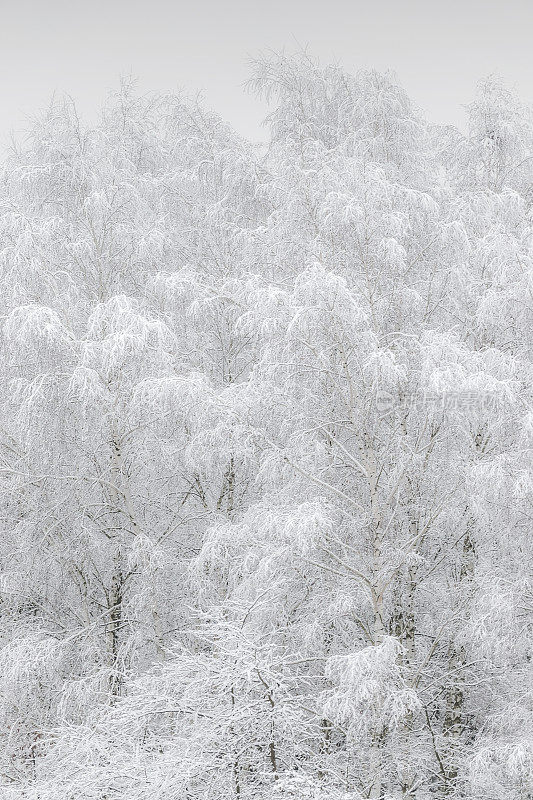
0;53;532;800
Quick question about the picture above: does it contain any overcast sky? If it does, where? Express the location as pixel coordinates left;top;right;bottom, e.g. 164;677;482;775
0;0;531;148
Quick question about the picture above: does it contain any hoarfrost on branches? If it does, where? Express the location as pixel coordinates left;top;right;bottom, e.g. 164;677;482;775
0;56;532;800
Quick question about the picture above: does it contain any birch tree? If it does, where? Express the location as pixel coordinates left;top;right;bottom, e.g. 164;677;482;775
0;53;531;800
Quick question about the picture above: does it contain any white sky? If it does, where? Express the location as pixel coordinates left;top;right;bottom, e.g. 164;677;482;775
0;0;531;147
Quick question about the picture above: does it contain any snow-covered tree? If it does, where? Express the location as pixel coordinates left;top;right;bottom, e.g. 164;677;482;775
0;54;531;800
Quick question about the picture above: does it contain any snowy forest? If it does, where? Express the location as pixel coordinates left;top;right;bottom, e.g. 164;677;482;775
0;52;532;800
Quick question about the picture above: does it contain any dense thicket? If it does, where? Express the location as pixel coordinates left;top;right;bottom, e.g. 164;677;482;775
0;55;532;800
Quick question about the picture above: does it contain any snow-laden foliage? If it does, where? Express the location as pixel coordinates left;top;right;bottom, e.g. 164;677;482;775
0;57;531;800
